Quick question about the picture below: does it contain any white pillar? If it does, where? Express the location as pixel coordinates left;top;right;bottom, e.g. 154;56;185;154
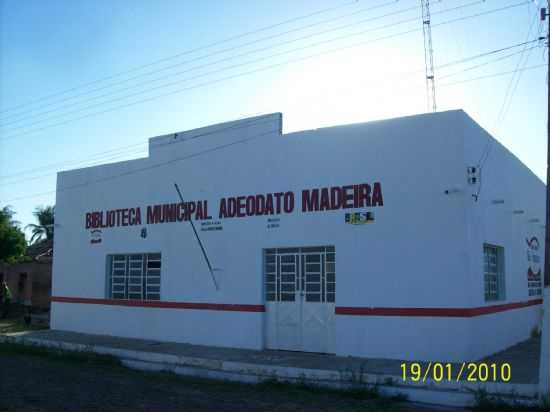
540;287;550;400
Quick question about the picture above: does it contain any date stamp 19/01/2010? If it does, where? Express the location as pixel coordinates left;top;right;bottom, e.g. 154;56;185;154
400;362;512;383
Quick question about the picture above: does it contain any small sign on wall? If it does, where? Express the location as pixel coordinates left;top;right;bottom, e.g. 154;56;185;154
345;211;374;225
526;236;542;297
201;220;223;232
90;229;102;244
267;217;280;229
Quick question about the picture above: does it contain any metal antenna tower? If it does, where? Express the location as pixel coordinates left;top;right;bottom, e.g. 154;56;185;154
421;0;437;112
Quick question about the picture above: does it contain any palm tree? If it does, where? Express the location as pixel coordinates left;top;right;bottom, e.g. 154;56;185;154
0;205;26;262
26;206;55;244
0;206;20;227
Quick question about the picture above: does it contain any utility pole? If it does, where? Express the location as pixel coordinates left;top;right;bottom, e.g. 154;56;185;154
545;3;550;290
421;0;436;112
540;1;550;401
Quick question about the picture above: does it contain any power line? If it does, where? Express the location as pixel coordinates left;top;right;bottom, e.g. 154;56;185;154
496;9;539;127
476;7;541;174
0;0;404;126
438;63;545;86
435;38;543;70
2;0;505;132
392;36;543;76
0;148;148;186
0;0;526;142
0;0;434;130
498;22;543;127
5;52;538;202
4;114;276;183
4;48;543;202
0;142;147;180
1;110;270;184
0;0;366;117
438;44;541;79
3;116;281;202
0;0;536;190
1;0;540;203
4;38;541;185
472;4;543;202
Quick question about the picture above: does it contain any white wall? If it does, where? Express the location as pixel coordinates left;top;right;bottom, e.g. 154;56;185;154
52;110;543;361
51;302;263;349
461;114;544;360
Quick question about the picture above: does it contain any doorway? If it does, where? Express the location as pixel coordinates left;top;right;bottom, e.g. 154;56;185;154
264;246;335;353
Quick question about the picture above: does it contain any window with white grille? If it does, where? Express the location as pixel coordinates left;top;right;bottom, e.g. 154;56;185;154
264;246;335;303
109;253;161;301
483;245;505;302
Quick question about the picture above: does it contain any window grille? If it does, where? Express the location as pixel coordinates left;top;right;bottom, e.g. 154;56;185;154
108;253;161;301
483;245;505;301
264;246;335;303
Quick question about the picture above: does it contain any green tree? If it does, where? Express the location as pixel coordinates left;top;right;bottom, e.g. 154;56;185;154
26;205;55;244
0;206;26;263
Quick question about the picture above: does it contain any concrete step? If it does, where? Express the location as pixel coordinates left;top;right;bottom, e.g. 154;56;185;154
0;333;540;408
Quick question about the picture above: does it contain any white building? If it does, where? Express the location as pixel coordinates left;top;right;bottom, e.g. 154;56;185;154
51;110;545;362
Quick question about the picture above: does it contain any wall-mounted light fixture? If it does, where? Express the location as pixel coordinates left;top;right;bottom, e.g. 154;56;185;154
444;188;461;195
513;210;525;215
491;200;504;204
529;218;540;223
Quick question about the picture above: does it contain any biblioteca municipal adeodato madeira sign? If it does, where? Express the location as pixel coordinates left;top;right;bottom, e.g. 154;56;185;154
84;182;384;230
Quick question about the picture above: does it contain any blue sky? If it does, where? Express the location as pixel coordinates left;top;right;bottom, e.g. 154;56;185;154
0;0;546;237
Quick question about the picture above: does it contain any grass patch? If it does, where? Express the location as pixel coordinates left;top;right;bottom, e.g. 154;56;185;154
473;390;550;412
0;320;46;334
0;341;122;368
258;377;407;402
0;305;48;334
0;340;409;405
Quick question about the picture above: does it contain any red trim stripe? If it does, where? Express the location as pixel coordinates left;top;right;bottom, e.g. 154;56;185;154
51;296;265;312
335;298;543;317
51;297;543;317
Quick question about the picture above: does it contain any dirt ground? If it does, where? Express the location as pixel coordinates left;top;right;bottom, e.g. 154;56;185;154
0;349;462;412
0;311;460;412
0;305;47;334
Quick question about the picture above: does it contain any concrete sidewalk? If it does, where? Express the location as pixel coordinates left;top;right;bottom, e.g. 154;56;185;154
0;329;541;407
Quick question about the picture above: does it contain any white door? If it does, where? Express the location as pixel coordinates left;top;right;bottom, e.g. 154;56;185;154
265;247;335;353
265;252;300;351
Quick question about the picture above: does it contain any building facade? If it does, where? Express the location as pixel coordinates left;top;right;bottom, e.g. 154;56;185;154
51;111;544;361
1;239;52;310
